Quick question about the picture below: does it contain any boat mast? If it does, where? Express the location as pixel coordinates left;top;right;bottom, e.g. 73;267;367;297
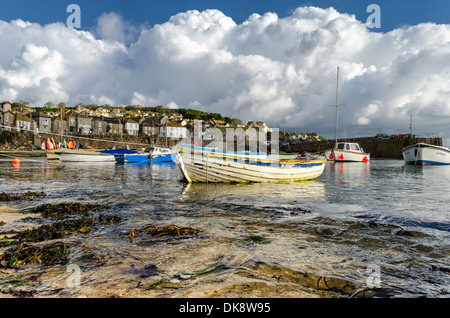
335;66;339;146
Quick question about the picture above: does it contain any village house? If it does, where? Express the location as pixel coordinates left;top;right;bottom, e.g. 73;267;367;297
1;102;12;112
90;116;108;135
90;107;111;117
1;110;15;130
124;118;139;136
141;117;159;136
15;113;33;132
247;121;272;133
158;122;188;139
104;118;123;136
65;111;78;134
208;118;229;128
64;111;92;135
76;112;92;135
51;117;68;135
30;112;51;133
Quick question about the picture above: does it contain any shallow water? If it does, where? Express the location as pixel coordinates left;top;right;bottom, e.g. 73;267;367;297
0;158;449;298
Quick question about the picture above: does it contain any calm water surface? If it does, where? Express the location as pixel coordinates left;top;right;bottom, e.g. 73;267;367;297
0;158;449;297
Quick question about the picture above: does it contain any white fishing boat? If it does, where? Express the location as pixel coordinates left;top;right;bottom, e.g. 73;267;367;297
176;144;326;183
402;143;450;165
329;67;370;163
150;147;178;163
56;149;116;162
332;142;370;163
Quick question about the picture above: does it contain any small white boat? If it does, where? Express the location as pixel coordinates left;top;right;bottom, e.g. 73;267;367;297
176;144;326;183
150;147;178;163
56;149;115;162
331;142;370;163
402;143;450;165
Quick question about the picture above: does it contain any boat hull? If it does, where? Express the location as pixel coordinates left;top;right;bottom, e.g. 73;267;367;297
57;151;115;162
332;149;370;162
115;154;150;163
176;150;326;183
151;153;177;163
402;143;450;165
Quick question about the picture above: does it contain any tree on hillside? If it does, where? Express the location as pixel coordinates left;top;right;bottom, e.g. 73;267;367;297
155;105;165;113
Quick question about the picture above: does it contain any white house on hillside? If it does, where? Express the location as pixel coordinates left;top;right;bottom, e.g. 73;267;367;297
158;123;188;139
124;118;139;136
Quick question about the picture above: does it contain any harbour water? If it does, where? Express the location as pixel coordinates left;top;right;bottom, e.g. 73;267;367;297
0;157;449;298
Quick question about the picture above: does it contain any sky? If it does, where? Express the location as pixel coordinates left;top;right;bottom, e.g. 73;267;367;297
0;0;450;143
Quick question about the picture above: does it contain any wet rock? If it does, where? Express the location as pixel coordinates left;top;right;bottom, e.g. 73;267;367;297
240;260;362;297
0;191;45;202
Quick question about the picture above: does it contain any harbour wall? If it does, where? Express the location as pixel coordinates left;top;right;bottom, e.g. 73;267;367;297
281;137;443;159
0;130;443;159
28;132;179;150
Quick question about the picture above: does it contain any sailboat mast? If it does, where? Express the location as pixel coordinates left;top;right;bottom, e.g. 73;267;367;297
335;66;340;145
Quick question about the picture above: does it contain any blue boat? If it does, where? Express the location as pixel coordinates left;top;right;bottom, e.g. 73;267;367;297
115;153;151;163
150;147;177;163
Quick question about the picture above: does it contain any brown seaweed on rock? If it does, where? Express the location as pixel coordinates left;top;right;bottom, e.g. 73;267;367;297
0;242;69;267
0;191;45;201
128;224;199;239
29;202;106;220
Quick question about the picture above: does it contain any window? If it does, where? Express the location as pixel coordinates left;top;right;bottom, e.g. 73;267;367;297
337;143;344;150
345;144;350;150
351;144;360;151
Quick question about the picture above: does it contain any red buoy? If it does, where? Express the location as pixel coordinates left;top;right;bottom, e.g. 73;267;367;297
362;157;368;163
339;155;344;160
329;154;334;160
297;154;301;158
12;158;21;168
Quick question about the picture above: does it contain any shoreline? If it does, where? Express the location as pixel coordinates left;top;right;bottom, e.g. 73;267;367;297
0;150;47;158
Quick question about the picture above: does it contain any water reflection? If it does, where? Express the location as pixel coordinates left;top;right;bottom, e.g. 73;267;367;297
181;180;327;204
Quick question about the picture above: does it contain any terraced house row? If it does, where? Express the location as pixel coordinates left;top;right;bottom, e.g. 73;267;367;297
0;102;189;139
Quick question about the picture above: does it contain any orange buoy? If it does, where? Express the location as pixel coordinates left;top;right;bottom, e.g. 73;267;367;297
12;158;21;168
297;154;301;158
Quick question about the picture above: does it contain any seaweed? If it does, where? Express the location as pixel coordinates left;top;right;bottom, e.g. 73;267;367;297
1;242;69;267
29;202;105;220
128;224;199;239
0;191;45;202
15;214;121;243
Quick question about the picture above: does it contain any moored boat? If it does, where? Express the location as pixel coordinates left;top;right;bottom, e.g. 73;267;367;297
115;153;150;163
331;142;370;163
56;148;137;162
56;149;116;162
402;143;450;165
150;147;180;163
176;144;326;183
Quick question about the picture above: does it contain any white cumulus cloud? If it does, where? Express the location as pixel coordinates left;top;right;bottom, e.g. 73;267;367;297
0;7;450;142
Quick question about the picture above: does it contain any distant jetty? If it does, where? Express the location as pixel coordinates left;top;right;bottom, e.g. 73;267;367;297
282;136;443;159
